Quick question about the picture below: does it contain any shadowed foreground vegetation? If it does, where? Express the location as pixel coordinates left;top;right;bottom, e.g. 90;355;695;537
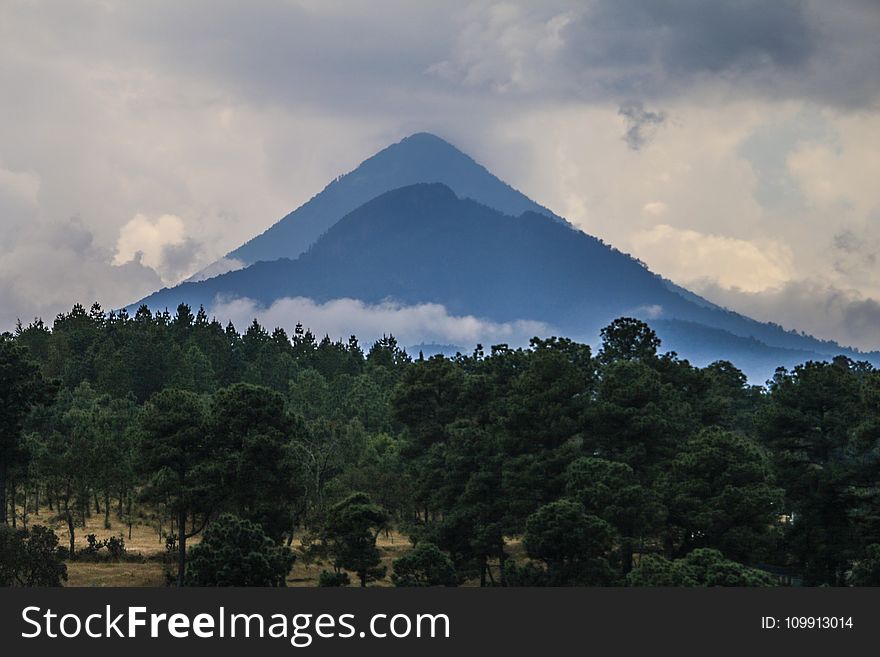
3;303;880;587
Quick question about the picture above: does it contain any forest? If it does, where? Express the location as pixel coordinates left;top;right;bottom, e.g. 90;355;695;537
2;302;880;587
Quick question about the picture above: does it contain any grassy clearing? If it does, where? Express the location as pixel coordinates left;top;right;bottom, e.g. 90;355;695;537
24;507;518;587
65;562;167;587
21;507;415;587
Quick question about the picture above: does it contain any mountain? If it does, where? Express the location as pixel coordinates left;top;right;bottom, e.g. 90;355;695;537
193;132;563;279
134;181;878;380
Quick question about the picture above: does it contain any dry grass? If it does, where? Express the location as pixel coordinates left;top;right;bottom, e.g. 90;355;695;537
287;530;411;587
65;562;166;587
24;506;513;587
24;505;188;557
21;506;417;587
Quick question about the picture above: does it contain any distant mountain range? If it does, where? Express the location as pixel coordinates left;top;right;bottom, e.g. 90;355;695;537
133;133;879;381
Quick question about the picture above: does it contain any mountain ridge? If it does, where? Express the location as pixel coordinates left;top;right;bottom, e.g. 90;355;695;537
194;132;565;280
134;182;878;380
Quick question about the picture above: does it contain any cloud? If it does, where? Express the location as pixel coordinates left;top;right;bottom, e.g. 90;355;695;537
113;214;201;283
618;101;666;150
422;0;880;107
426;3;573;94
693;279;880;352
630;224;794;293
208;296;555;349
0;217;161;329
641;201;668;216
633;304;663;320
0;0;879;353
0;164;40;208
186;257;247;283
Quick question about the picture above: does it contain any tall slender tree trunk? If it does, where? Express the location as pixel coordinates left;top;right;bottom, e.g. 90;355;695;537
10;478;16;528
499;543;507;587
621;539;634;575
104;490;111;529
177;510;187;587
0;461;6;525
64;496;75;558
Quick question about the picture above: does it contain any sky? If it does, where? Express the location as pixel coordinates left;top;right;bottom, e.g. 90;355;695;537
1;0;879;349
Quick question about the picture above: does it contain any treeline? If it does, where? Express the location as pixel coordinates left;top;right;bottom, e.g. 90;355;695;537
2;302;880;587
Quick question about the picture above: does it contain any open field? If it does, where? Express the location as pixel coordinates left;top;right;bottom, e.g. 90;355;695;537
21;506;422;587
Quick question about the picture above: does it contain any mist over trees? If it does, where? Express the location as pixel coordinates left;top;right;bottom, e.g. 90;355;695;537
3;302;880;587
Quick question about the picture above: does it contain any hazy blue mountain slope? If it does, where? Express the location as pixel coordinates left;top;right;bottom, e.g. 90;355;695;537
135;183;878;380
138;184;692;329
653;319;828;381
212;132;560;272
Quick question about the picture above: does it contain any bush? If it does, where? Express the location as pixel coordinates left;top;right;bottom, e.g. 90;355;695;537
185;514;295;587
392;542;457;587
504;560;553;587
625;554;699;586
0;525;68;587
78;534;127;562
627;549;776;587
106;536;126;561
849;544;880;586
318;570;351;587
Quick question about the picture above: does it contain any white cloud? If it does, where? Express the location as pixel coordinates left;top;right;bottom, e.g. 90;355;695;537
0;164;40;208
786;113;880;217
633;304;663;319
209;296;555;348
113;214;198;283
0;217;161;326
694;279;880;352
630;224;794;293
641;201;668;216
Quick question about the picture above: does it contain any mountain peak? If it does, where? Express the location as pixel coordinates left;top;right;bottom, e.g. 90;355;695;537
212;133;558;271
399;131;454;145
359;132;484;174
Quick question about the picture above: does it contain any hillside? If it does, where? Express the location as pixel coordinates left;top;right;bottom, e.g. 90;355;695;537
134;183;877;380
195;132;563;279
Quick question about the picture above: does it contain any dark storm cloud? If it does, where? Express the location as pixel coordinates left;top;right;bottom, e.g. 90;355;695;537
112;0;460;112
583;0;814;74
558;0;880;106
618;101;666;150
72;0;880;111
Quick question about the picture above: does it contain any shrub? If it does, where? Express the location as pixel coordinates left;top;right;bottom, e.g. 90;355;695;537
392;542;457;587
627;549;776;587
849;544;880;586
78;534;127;562
318;570;351;587
185;514;295;587
0;525;68;587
